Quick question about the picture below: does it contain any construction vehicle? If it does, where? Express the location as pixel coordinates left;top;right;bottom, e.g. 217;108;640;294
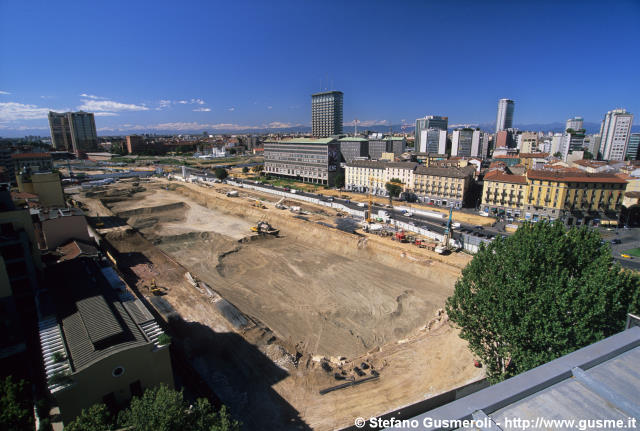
250;218;279;235
435;207;458;254
148;279;166;295
252;200;266;209
394;230;407;242
274;197;286;209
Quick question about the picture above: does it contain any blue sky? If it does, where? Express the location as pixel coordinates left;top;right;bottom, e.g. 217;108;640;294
1;0;639;135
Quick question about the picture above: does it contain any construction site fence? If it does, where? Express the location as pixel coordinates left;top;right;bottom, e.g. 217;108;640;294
224;180;491;253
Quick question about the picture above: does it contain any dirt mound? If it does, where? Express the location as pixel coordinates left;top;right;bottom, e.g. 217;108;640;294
116;202;188;218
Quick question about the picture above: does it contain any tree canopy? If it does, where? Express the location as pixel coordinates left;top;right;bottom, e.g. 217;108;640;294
214;167;228;180
0;377;34;431
583;150;594;160
446;221;640;383
385;178;403;198
65;385;239;431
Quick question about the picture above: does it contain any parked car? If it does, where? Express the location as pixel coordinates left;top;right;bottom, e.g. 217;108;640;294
621;253;632;259
611;239;622;245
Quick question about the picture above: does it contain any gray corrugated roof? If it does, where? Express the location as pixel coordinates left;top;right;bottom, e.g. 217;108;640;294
49;259;153;371
394;326;640;431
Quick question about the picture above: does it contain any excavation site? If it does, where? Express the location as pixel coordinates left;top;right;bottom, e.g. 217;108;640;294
75;178;482;430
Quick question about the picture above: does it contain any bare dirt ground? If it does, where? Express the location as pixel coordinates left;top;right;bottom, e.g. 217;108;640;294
73;178;483;430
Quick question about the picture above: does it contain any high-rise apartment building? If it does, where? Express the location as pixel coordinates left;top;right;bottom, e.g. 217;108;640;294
451;129;483;158
48;111;98;154
311;91;343;137
626;133;640;161
415;115;448;150
495;99;515;133
48;112;73;151
599;109;633;161
566;116;584;131
419;128;447;154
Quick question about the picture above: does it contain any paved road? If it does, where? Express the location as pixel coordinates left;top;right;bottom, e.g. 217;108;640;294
227;177;501;244
600;227;640;271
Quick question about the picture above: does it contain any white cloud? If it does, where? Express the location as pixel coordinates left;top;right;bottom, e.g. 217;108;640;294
0;91;10;95
227;107;235;112
95;121;304;132
177;100;188;104
94;112;119;117
191;98;205;105
79;93;108;100
344;119;389;127
449;123;479;128
0;102;57;121
267;106;273;110
265;121;302;128
156;100;173;110
193;108;211;112
78;99;149;112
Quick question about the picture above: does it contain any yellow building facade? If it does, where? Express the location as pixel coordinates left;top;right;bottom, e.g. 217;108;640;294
482;169;627;223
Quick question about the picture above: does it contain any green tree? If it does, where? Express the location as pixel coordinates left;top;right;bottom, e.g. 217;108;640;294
214;167;228;180
65;404;113;431
385;178;403;199
251;164;264;174
583;150;594;160
553;151;562;158
117;385;239;431
446;222;640;383
334;172;345;189
0;376;34;431
242;166;249;173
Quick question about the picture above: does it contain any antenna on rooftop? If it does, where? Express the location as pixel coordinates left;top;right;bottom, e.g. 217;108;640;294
354;119;358;137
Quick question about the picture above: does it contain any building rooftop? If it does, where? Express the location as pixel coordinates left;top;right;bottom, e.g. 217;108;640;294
484;170;528;184
402;326;640;431
57;240;99;262
338;137;368;142
519;152;549;159
267;137;336;145
42;258;162;373
415;165;476;178
11;152;52;160
311;90;343;97
528;169;628;184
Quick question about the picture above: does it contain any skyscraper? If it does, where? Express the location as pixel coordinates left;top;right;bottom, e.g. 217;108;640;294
626;133;640;161
495;99;515;133
599;109;634;161
566;116;584;131
414;116;448;150
48;111;98;154
48;112;73;151
311;91;343;137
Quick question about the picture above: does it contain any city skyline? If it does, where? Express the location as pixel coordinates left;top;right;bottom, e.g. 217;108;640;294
1;0;639;136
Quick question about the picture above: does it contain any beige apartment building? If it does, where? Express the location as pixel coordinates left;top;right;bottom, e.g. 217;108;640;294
413;165;475;208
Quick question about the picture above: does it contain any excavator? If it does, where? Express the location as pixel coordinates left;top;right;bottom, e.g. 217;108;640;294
148;279;167;295
250;217;280;235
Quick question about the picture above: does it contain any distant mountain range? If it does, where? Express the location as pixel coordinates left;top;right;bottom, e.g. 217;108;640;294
1;123;639;138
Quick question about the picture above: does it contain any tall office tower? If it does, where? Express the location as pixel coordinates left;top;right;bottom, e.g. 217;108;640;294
68;111;98;154
566;116;584;131
311;91;343;137
626;133;640;161
495;98;515;133
415;115;448;150
451;129;483;157
48;112;73;151
48;111;98;154
599;108;634;161
419;128;447;153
